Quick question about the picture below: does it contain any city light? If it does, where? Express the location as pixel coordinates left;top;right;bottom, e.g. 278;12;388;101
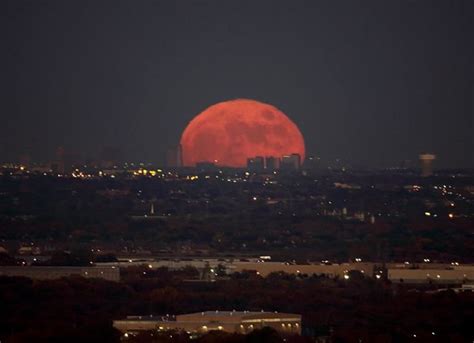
2;2;472;341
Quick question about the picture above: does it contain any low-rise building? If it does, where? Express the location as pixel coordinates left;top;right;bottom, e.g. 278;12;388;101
0;266;120;282
232;262;374;278
388;268;474;284
114;311;301;336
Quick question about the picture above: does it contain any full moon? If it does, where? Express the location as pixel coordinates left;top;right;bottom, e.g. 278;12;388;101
180;99;305;167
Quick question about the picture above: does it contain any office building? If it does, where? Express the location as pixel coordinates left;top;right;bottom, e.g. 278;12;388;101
247;156;265;172
265;156;279;171
280;154;301;171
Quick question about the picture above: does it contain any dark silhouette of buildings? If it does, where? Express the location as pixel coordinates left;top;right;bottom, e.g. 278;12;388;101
247;156;265;172
280;154;301;171
166;144;183;168
265;156;279;171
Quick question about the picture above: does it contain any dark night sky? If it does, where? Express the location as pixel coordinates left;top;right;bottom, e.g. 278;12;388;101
1;0;473;168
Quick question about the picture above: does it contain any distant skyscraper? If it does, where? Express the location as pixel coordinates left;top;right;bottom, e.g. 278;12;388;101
247;156;264;171
280;153;301;171
177;144;183;167
265;156;279;171
419;153;436;177
166;144;183;168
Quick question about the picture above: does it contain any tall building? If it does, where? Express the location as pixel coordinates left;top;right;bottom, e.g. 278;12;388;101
280;153;301;171
166;144;183;168
247;156;264;172
419;153;436;177
265;156;279;171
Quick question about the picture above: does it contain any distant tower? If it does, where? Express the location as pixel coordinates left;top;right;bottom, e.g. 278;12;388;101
280;153;301;171
247;156;264;172
177;144;183;167
166;144;183;168
419;153;436;177
291;153;301;169
265;156;279;171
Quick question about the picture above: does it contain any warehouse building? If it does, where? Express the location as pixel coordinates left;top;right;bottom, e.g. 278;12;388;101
114;311;301;335
0;266;120;282
231;261;374;278
388;268;474;284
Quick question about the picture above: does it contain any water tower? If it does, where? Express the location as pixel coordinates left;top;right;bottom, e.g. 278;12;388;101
419;153;436;177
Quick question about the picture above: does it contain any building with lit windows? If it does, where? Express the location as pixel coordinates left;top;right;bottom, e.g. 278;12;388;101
113;311;301;336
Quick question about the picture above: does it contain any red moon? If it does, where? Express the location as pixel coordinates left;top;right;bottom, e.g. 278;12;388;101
180;99;305;167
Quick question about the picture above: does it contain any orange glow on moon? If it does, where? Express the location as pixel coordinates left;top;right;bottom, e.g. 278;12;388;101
180;99;305;167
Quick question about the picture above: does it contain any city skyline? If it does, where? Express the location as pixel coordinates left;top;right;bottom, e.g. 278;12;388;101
2;0;473;168
1;1;473;342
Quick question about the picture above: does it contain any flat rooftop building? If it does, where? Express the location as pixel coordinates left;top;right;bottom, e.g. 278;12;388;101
114;311;301;336
388;268;474;284
0;266;120;282
232;261;374;278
